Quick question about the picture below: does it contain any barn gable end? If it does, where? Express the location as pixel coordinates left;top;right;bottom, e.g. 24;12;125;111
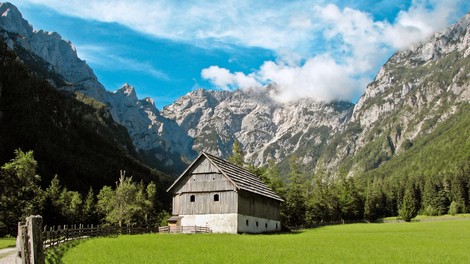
167;152;283;234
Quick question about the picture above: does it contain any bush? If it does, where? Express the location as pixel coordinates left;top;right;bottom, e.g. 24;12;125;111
448;201;461;216
425;205;439;216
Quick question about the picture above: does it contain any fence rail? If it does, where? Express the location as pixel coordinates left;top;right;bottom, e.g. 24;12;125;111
42;224;159;250
158;226;212;234
18;216;211;264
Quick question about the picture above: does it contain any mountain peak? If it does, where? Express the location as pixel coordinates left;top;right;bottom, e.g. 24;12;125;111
0;2;33;36
117;83;137;99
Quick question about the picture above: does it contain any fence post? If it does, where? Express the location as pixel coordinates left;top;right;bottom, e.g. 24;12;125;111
26;215;44;264
17;222;28;264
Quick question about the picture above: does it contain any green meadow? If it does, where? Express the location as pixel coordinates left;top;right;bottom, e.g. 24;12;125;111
0;238;15;250
59;220;470;264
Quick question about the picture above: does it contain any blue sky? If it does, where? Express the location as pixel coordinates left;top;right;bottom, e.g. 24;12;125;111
11;0;470;109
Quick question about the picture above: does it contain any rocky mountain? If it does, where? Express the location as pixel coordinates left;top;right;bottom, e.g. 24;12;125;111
0;2;355;174
1;2;469;178
161;88;353;167
0;2;190;173
317;11;470;176
0;38;171;196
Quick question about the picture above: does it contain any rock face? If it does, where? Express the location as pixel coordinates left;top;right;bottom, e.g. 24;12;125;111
0;2;108;101
2;2;469;176
318;12;470;175
0;2;355;173
0;3;181;171
161;88;353;167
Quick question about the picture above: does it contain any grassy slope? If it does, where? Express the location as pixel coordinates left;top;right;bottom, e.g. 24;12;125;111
62;220;470;264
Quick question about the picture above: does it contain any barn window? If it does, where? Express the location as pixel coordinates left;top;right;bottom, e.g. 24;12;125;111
214;194;219;202
256;221;259;227
265;223;268;228
246;220;249;226
276;223;278;229
190;195;195;202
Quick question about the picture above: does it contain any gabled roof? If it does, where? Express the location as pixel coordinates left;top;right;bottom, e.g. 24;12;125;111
167;152;284;202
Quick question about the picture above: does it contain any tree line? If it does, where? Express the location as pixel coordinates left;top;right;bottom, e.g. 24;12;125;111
230;140;470;227
0;149;169;237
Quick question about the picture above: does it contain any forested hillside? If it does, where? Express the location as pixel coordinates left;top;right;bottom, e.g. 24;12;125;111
0;40;172;234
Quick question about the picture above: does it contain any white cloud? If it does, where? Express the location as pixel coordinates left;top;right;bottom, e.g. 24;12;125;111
201;66;260;91
20;0;470;103
384;0;463;49
200;0;467;103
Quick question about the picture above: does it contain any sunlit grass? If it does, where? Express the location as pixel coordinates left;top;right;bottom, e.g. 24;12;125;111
62;220;470;264
382;213;470;221
0;237;15;250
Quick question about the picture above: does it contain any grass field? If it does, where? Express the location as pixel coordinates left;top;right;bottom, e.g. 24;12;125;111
0;238;15;250
61;220;470;264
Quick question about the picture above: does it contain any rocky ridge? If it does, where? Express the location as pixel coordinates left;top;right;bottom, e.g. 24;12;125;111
2;2;469;176
161;88;353;167
0;2;355;173
318;12;470;175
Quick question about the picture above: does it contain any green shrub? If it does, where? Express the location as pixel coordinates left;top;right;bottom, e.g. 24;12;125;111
448;201;461;216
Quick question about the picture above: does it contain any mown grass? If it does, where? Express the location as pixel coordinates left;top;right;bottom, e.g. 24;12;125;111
383;213;470;222
0;237;15;250
62;220;470;264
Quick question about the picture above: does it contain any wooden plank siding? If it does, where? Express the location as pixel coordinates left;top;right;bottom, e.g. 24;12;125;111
238;190;281;221
167;152;283;233
172;158;239;215
176;191;238;215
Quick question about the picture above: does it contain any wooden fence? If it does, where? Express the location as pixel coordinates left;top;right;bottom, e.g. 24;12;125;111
42;224;159;249
158;226;211;234
17;216;211;263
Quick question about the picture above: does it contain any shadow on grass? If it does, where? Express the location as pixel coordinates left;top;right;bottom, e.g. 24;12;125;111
45;239;84;264
1;243;15;249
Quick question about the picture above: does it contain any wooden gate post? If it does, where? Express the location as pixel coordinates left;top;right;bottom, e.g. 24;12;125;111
17;222;28;264
26;215;44;264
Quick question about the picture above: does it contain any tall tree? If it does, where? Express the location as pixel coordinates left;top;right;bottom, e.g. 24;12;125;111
364;180;386;221
97;173;159;227
96;185;114;223
0;149;43;236
338;177;363;221
83;187;98;224
228;139;245;167
263;159;285;197
398;182;419;222
284;155;307;226
59;188;83;223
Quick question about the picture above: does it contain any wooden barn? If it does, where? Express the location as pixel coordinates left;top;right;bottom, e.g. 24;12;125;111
166;152;284;234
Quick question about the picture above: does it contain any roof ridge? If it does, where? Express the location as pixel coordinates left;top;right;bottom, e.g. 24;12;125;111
202;152;283;202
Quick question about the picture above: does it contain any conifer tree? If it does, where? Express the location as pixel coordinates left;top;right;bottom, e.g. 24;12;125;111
228;139;245;167
83;187;97;224
399;182;419;222
263;159;285;197
284;155;306;226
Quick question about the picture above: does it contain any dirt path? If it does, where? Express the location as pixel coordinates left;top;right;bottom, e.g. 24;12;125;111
0;247;17;264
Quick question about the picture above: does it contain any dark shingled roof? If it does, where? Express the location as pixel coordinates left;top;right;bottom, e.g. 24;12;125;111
167;152;284;202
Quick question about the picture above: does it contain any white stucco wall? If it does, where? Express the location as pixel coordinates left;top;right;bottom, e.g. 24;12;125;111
180;213;238;234
237;214;281;233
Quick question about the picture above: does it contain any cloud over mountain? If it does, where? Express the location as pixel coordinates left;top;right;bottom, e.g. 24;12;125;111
20;0;470;103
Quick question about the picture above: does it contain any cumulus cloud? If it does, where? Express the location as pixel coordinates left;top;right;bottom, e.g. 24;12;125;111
384;0;463;49
201;0;468;103
202;56;365;103
21;0;469;103
201;66;260;91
